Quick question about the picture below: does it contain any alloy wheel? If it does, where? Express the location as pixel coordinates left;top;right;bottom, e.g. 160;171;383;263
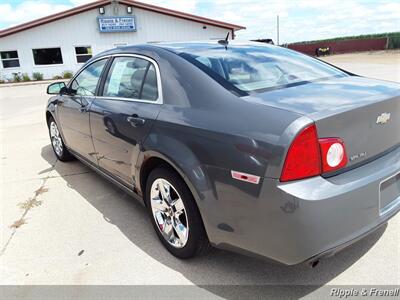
50;121;63;157
150;178;189;248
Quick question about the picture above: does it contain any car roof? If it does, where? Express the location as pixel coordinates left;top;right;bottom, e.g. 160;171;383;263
97;41;274;57
153;40;276;53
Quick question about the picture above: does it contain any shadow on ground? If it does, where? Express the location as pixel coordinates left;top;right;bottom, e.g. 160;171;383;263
41;144;386;298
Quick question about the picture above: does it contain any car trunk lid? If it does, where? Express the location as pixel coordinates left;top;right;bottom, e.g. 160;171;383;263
245;76;400;170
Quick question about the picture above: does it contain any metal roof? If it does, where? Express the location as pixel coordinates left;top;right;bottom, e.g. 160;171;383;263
0;0;245;38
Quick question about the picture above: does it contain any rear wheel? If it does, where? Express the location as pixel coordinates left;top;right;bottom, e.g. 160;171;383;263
48;116;74;161
145;167;209;258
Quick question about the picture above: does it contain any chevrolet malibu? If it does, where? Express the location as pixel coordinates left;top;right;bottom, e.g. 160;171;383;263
46;41;400;265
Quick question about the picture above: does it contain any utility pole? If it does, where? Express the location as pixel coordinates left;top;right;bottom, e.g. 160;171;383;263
277;15;280;46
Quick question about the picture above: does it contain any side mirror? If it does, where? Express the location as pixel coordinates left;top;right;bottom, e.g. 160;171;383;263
47;82;67;95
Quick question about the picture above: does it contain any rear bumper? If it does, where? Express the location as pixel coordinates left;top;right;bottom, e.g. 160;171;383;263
205;146;400;265
305;218;389;265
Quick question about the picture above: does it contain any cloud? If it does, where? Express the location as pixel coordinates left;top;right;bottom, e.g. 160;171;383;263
191;0;400;43
0;1;71;27
139;0;198;13
69;0;97;4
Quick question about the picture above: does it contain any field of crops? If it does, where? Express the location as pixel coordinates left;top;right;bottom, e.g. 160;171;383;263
289;32;400;49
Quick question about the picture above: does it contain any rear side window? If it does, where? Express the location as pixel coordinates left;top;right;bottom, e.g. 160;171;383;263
141;64;158;101
103;56;159;101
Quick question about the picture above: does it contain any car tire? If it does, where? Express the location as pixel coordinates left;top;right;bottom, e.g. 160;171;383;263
47;116;74;162
145;166;209;258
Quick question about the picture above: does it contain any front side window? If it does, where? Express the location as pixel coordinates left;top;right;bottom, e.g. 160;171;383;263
103;56;159;101
1;51;20;68
70;59;108;96
75;46;92;63
33;48;63;65
179;44;347;93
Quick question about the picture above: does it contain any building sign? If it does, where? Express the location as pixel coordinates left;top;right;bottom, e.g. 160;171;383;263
98;16;136;33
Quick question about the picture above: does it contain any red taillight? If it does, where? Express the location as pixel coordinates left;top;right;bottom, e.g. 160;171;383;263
280;124;348;182
319;138;348;173
280;124;321;182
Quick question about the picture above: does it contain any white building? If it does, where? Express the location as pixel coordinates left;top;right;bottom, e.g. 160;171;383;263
0;0;244;80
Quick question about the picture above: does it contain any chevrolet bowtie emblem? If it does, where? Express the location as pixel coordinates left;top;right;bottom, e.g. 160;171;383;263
376;113;391;125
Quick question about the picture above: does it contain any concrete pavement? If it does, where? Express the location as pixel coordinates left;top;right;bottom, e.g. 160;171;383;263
0;51;399;298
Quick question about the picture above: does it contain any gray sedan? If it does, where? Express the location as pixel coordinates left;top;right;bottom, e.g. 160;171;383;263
46;41;400;265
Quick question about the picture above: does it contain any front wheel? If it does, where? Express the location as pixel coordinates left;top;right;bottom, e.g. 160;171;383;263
145;167;209;258
48;116;74;161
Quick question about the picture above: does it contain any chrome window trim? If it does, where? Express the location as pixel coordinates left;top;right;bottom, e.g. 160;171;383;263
96;53;163;105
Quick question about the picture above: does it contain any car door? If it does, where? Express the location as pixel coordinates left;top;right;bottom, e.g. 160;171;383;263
90;55;162;185
57;58;109;164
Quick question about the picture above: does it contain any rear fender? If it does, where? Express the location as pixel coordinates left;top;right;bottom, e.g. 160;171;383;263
138;134;211;201
137;134;215;240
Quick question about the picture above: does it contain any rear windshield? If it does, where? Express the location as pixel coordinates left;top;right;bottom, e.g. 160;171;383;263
179;44;347;93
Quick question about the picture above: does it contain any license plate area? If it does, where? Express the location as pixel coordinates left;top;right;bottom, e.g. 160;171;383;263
380;172;400;215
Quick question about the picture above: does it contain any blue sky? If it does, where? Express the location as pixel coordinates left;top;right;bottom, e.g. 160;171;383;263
0;0;399;43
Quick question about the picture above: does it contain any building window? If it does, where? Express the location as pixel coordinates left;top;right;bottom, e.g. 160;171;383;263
1;51;20;68
32;48;63;65
75;46;92;63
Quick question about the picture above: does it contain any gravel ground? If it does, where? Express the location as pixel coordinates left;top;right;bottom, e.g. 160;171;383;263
321;50;400;82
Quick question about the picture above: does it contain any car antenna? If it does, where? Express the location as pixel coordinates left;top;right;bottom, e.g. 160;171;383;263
218;32;230;49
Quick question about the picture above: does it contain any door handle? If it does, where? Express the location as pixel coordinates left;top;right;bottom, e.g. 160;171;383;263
127;115;145;127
